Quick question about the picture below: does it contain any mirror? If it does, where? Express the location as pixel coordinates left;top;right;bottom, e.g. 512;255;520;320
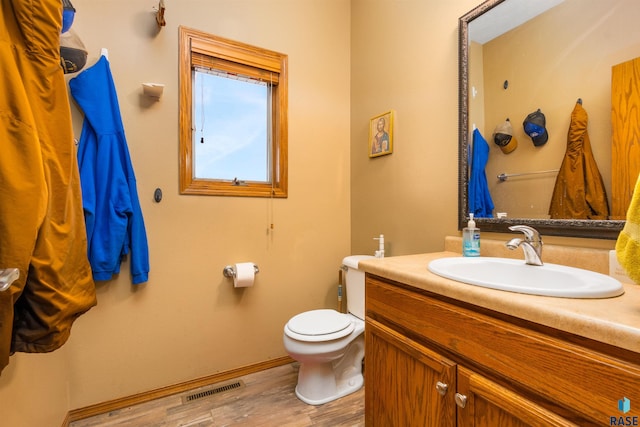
458;0;638;239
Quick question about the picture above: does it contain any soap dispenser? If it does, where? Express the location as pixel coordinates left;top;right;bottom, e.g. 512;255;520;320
462;214;480;257
374;234;385;258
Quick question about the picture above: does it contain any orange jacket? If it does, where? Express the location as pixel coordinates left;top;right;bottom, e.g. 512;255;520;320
548;102;610;219
0;0;96;375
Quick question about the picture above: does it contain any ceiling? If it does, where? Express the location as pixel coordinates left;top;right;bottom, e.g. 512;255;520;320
469;0;565;44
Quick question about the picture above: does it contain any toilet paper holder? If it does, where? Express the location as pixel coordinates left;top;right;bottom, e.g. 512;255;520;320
223;264;260;278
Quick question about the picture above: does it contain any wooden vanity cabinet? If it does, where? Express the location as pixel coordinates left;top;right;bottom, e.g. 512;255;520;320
365;275;640;426
366;318;457;426
455;366;576;427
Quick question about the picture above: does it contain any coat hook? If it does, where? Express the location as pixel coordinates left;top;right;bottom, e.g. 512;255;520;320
155;0;166;27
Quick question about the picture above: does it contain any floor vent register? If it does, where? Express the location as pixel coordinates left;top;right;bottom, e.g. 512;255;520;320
182;380;245;404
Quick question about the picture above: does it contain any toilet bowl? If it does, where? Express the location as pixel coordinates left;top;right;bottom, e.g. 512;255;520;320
282;255;373;405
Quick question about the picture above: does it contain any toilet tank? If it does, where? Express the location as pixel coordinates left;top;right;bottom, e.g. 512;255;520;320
342;255;375;320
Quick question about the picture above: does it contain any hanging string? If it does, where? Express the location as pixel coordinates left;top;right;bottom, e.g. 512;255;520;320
269;72;275;233
200;76;205;143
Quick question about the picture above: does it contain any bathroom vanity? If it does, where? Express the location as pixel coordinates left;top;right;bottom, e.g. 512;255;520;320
359;244;640;426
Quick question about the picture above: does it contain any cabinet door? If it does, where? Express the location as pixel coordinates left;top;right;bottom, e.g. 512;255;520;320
365;319;457;427
456;366;579;427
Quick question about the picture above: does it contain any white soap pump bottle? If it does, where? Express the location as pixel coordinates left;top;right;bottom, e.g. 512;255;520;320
374;234;385;258
463;214;480;257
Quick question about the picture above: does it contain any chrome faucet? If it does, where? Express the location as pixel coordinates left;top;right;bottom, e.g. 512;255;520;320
506;225;543;266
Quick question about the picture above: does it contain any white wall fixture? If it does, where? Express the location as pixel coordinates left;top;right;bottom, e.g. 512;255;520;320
142;83;164;99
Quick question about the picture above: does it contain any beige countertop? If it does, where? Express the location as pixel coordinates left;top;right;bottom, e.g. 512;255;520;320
359;250;640;353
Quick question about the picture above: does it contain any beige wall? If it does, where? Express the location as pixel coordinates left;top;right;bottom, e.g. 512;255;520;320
0;0;351;424
0;1;624;426
348;0;617;253
350;0;479;256
480;0;640;218
0;349;70;426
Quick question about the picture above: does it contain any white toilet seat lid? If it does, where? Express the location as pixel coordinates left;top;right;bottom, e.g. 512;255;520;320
285;309;354;342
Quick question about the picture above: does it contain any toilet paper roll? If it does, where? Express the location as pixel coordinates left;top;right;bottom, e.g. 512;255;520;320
233;262;255;288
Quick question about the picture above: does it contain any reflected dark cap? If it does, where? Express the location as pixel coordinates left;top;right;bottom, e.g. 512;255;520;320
493;118;518;154
60;29;87;74
523;109;549;146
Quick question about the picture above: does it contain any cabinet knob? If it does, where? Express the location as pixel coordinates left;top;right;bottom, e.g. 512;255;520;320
455;393;468;408
435;381;448;396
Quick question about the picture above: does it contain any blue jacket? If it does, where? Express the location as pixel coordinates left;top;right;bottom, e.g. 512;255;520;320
468;129;494;218
70;56;149;284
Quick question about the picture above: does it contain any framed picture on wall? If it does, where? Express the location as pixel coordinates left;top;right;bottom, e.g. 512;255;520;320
369;110;394;158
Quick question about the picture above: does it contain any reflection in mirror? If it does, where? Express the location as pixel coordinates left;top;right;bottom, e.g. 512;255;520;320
458;0;640;239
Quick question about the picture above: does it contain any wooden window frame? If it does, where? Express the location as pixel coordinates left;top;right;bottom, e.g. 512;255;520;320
179;26;288;197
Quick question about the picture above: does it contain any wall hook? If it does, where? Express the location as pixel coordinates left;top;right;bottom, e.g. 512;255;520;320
142;83;164;99
155;0;166;27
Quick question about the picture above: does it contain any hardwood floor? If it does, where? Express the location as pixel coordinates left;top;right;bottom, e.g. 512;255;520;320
69;363;364;426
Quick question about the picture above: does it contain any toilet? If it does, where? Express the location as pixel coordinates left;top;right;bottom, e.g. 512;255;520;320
283;255;374;405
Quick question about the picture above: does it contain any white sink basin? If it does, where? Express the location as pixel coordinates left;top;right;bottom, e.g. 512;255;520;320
427;257;624;298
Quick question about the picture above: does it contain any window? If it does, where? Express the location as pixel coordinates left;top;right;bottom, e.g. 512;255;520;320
179;27;288;197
